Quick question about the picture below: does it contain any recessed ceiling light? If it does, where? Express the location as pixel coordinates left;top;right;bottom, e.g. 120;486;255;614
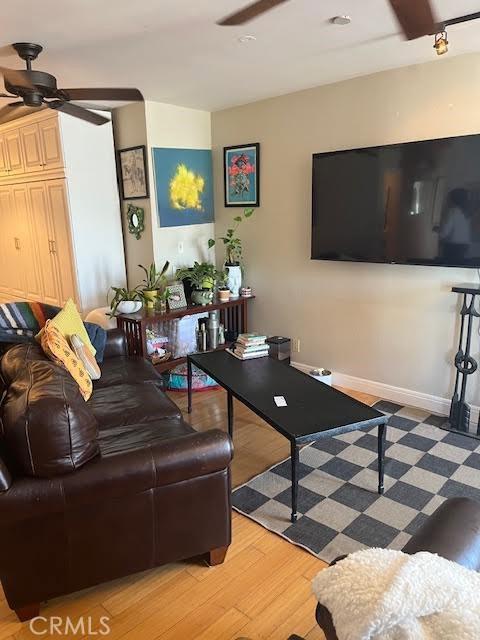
238;34;257;44
331;15;351;25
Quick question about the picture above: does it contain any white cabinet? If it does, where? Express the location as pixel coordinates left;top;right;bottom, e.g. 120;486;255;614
0;110;126;312
20;119;64;174
4;129;24;175
38;118;63;170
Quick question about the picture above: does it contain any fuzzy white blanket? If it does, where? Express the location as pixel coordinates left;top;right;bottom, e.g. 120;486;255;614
312;548;480;640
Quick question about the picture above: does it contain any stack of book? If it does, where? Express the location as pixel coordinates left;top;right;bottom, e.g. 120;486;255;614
229;333;269;360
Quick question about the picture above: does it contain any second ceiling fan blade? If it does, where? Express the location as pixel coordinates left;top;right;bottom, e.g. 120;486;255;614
0;66;34;90
61;88;143;101
48;101;110;125
388;0;437;40
218;0;289;25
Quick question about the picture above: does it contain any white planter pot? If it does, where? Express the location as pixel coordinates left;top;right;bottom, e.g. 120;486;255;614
117;300;142;314
226;264;242;298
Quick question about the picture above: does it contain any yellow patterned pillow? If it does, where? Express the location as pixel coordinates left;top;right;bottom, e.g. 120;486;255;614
36;298;96;357
40;321;93;401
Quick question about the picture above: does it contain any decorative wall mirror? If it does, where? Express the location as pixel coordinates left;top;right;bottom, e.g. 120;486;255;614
126;204;145;240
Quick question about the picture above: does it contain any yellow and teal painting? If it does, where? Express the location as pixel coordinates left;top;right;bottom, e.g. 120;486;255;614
152;148;214;227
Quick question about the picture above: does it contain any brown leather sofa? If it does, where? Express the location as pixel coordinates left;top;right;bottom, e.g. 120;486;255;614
289;496;480;640
0;329;233;621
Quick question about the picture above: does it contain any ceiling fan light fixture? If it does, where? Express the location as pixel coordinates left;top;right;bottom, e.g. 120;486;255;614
434;30;448;56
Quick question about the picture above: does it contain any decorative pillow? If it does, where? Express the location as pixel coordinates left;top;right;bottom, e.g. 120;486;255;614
70;334;101;380
36;298;96;357
40;321;93;401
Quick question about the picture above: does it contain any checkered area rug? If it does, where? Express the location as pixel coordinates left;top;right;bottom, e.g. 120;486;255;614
232;401;480;563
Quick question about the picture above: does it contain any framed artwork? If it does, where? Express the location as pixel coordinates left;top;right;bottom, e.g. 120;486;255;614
152;147;214;227
167;283;187;310
118;145;149;200
224;143;260;207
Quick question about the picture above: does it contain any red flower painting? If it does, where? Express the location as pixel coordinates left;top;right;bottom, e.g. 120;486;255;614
224;144;260;207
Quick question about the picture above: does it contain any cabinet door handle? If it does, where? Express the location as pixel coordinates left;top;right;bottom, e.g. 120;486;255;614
14;237;20;250
50;239;56;254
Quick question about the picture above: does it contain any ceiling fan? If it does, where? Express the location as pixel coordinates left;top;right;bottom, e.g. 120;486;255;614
218;0;480;43
0;42;143;125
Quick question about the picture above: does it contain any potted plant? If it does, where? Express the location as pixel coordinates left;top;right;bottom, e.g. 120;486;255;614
108;287;143;316
176;262;217;306
139;261;170;309
216;270;230;303
208;207;254;297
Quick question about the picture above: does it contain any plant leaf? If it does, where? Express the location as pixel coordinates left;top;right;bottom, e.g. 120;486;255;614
208;239;215;249
233;216;242;222
244;207;254;217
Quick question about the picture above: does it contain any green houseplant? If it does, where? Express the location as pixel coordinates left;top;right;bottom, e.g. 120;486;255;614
176;262;217;306
216;269;230;302
139;261;170;309
208;207;254;297
108;287;143;316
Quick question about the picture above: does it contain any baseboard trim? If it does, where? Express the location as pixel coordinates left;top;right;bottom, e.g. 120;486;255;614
291;360;480;426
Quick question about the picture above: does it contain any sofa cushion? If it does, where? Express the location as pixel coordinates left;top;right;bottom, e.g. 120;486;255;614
89;382;182;429
97;418;195;456
94;356;163;389
40;321;93;400
0;343;99;478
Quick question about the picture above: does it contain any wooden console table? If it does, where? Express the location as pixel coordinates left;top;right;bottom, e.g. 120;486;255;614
117;296;255;373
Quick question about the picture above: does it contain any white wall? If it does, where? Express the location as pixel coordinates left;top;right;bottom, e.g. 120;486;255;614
60;112;126;312
144;101;215;277
212;52;480;405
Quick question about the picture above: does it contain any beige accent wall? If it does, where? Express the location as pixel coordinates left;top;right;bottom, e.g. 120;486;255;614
212;53;480;402
113;101;215;286
112;102;154;289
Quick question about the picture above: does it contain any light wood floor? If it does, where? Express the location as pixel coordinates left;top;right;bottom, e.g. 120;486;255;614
0;386;379;640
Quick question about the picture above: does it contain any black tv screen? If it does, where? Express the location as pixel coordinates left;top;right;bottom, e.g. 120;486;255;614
311;134;480;267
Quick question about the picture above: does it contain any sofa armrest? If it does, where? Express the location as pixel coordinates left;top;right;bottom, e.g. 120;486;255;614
402;497;480;571
0;429;233;524
0;456;12;492
103;329;128;359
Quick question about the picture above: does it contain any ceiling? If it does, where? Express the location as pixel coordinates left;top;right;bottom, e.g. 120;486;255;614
1;0;480;113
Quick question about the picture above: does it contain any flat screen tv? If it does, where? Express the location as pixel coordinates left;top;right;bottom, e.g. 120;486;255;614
311;134;480;267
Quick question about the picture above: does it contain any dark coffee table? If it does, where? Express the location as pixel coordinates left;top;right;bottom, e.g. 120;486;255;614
187;351;388;522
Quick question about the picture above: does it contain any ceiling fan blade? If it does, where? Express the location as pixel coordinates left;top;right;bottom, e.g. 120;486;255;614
388;0;437;40
0;102;24;119
0;66;34;90
218;0;289;25
61;88;143;102
47;101;110;125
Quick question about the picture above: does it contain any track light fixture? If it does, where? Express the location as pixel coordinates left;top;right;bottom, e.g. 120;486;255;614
433;30;448;56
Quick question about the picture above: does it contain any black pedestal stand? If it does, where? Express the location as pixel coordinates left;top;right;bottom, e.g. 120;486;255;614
450;285;480;435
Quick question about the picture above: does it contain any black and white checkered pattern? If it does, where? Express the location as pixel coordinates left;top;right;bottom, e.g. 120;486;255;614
232;401;480;563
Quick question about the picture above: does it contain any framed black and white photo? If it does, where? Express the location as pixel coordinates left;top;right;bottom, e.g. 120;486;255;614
167;282;187;310
118;145;149;200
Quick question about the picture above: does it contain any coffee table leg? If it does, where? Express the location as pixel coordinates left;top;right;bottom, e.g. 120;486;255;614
378;422;386;494
187;358;193;414
227;390;234;438
291;441;299;523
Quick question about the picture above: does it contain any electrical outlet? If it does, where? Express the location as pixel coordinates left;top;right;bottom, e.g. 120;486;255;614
293;338;301;353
